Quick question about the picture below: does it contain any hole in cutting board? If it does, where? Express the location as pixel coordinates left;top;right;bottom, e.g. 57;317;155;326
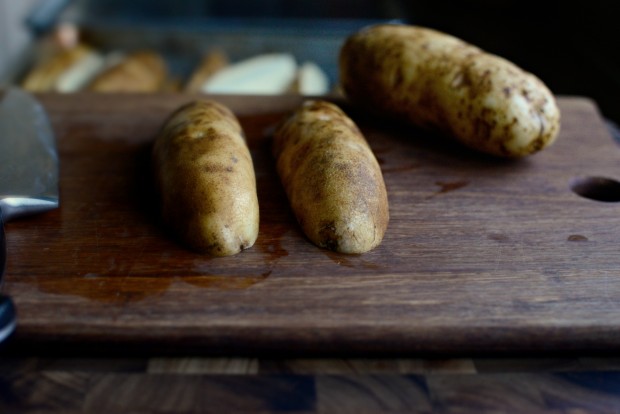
570;176;620;202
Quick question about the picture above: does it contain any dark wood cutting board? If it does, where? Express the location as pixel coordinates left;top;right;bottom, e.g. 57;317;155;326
4;94;620;355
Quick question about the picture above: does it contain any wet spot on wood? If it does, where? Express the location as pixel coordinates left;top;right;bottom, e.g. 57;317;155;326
488;233;510;243
183;273;270;290
568;234;588;242
434;180;469;195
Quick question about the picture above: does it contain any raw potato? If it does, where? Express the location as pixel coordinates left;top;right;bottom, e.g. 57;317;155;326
339;24;561;157
88;50;167;92
184;50;229;92
273;100;389;254
152;100;259;256
22;44;98;92
201;53;297;95
288;61;330;95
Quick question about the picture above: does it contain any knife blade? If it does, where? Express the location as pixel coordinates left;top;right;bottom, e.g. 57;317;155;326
0;88;59;343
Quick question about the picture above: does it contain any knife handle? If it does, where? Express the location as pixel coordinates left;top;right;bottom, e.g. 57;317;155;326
0;210;17;343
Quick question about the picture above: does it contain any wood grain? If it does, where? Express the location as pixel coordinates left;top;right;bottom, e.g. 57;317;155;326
2;93;620;354
4;355;620;413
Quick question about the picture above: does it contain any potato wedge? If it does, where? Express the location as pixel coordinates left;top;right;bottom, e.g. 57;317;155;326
88;50;167;93
273;100;389;254
22;44;101;92
184;50;229;93
201;53;297;95
339;24;560;157
153;100;259;256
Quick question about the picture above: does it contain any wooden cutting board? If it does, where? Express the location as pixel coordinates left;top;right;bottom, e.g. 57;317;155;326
4;94;620;355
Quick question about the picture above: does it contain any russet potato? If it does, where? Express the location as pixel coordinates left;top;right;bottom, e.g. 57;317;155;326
339;24;561;157
273;100;389;254
152;100;259;256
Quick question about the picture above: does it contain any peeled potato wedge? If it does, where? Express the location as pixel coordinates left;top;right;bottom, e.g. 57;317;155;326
201;53;297;95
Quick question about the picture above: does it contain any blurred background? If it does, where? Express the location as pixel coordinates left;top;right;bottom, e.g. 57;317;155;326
1;0;618;123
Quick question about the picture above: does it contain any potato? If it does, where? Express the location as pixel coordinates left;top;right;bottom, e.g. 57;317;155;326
184;50;229;93
88;51;167;92
339;24;561;157
22;44;99;92
152;100;259;256
273;100;389;254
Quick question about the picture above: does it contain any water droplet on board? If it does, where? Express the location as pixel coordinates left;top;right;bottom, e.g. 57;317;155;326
323;250;382;271
182;273;270;290
435;180;469;194
567;234;588;242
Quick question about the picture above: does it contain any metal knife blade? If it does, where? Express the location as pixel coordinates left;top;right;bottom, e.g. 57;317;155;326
0;88;59;218
0;88;59;343
0;210;17;343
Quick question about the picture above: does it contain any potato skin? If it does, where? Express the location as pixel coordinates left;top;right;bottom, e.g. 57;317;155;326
88;51;167;92
273;100;389;254
339;24;561;157
152;100;259;256
22;44;93;92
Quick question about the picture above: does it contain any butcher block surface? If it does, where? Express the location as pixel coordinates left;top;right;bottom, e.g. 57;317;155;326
4;94;620;355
